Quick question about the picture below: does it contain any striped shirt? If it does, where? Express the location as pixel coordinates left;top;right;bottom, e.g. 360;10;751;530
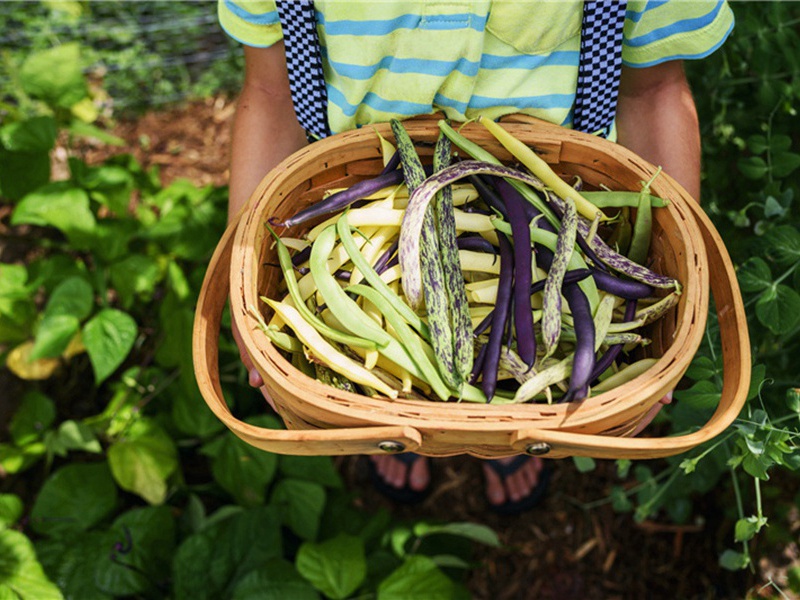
218;0;734;135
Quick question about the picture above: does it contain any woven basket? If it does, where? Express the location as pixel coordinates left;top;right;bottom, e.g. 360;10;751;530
193;115;750;460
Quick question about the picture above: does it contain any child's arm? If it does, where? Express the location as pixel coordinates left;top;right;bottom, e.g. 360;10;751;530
228;43;309;223
615;60;701;201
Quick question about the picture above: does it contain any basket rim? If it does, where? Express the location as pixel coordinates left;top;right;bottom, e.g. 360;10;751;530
230;117;710;432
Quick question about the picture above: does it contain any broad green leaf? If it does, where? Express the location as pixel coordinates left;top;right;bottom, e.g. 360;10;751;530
742;452;772;480
0;442;46;475
746;134;769;154
19;42;87;108
674;380;720;411
684;355;719;381
44;277;94;321
109;255;161;309
0;529;63;600
93;506;176;597
35;532;113;600
765;225;800;265
0;495;24;527
82;165;135;215
0;117;57;152
377;555;454;600
206;419;279;507
770;134;792;153
278;456;343;489
737;156;768;180
772;151;800;178
172;506;282;599
270;479;325;541
11;183;96;242
755;284;800;334
48;420;102;456
9;392;56;446
83;309;138;384
296;534;366;600
786;388;800;413
107;420;178;505
736;257;772;293
67;121;125;146
30;314;80;360
763;195;786;218
231;559;320;600
170;386;225;439
0;148;50;201
30;462;118;537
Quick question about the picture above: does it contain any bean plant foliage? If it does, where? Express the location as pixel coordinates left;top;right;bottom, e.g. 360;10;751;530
2;2;800;598
0;15;497;600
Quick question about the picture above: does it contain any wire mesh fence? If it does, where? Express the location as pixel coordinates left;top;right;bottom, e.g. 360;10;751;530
1;1;244;114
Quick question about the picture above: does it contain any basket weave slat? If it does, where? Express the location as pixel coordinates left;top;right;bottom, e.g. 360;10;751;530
193;116;750;459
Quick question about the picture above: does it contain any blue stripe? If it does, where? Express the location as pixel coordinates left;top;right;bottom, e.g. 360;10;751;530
222;0;279;26
625;0;670;24
480;51;578;71
626;1;724;48
319;12;488;36
323;53;480;80
467;93;575;111
328;86;432;119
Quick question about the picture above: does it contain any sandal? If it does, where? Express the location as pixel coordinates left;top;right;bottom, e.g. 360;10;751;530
367;453;432;505
484;456;553;516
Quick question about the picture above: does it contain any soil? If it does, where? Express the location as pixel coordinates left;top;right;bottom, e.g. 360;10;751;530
20;96;796;599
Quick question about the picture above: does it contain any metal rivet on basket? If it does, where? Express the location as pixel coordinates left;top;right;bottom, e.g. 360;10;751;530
525;442;551;456
378;441;406;454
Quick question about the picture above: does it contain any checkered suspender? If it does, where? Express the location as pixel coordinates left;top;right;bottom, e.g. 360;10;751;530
573;0;628;137
276;1;627;139
274;0;331;139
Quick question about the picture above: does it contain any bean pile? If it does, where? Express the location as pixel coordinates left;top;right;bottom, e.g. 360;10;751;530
258;119;681;405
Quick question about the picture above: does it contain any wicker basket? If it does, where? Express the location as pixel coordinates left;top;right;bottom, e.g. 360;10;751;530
193;115;750;460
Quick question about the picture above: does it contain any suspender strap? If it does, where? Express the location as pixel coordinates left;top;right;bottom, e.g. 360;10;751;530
276;1;628;139
274;0;331;139
572;0;628;136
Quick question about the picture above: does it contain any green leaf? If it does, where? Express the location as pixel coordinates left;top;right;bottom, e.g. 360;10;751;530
35;532;113;600
172;506;283;599
0;117;57;152
755;284;800;334
742;452;772;480
0;529;63;599
674;380;720;411
734;515;767;542
231;559;320;600
377;555;454;600
93;506;175;597
412;522;501;548
30;314;80;360
572;456;596;473
30;462;118;537
19;42;87;108
109;255;161;309
746;134;769;154
44;276;94;321
48;420;102;456
9;392;56;446
684;355;719;381
771;151;800;178
67;121;125;147
763;195;786;218
766;225;800;265
786;388;800;413
107;420;178;505
11;183;96;242
737;156;769;180
736;257;772;293
0;495;24;527
278;456;343;489
83;309;138;384
0;148;51;201
0;442;46;475
270;479;325;541
206;422;279;507
296;534;366;600
719;549;750;571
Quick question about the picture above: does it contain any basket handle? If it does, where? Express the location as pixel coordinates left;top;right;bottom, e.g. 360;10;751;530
192;219;422;456
511;198;752;459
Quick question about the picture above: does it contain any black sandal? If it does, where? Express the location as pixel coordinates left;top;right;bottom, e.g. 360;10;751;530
485;456;553;516
367;453;432;505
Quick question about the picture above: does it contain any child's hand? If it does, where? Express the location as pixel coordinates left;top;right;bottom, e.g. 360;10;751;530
231;320;278;410
631;391;673;436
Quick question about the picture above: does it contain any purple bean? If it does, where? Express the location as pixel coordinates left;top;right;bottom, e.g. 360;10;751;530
481;232;515;402
560;282;596;403
590;299;638;383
